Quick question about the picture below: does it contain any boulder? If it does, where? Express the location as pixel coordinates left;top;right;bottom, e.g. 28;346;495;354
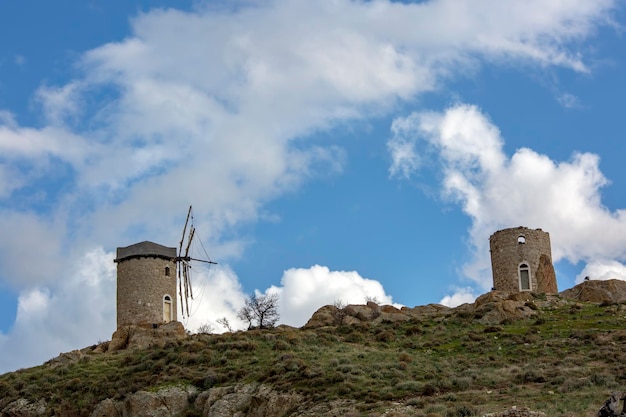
561;279;626;304
90;386;196;417
194;383;302;417
45;349;87;368
90;398;122;417
109;322;187;352
123;386;194;417
482;407;546;417
405;303;452;319
470;292;537;325
303;305;343;328
1;399;47;417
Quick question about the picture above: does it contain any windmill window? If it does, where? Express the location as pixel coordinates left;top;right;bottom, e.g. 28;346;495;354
165;266;170;276
519;263;531;291
163;295;173;323
518;235;526;244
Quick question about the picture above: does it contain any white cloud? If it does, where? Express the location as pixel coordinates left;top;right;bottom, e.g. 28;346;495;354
186;264;396;332
576;260;626;283
269;264;395;327
557;92;582;109
181;265;248;333
0;212;65;287
35;82;84;125
0;248;116;373
440;287;477;307
388;103;626;290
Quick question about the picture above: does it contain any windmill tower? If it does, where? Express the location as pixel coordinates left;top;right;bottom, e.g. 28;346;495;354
489;226;557;293
114;206;215;328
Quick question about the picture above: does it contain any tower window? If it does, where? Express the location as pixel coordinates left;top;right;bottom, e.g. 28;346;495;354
165;266;170;276
518;235;526;244
519;263;530;291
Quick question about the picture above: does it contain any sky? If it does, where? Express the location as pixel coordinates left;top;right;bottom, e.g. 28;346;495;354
0;0;625;373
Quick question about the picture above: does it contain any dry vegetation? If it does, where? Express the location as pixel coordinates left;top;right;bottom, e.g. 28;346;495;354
2;297;626;416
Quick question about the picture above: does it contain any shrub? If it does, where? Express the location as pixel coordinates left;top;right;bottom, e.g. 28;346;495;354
395;380;424;392
345;332;364;343
405;325;423;336
453;404;477;417
376;331;396;343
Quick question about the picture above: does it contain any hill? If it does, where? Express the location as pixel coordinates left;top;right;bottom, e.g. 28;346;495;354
2;280;626;417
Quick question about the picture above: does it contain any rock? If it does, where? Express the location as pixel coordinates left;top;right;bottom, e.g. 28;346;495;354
109;322;187;352
45;349;87;368
305;302;442;328
344;304;379;322
597;392;625;417
125;386;195;417
482;407;546;417
470;292;537;325
302;305;338;328
536;254;557;294
1;399;47;417
91;386;196;417
405;303;452;319
291;399;359;416
90;398;122;417
561;279;626;304
194;383;302;417
92;341;110;354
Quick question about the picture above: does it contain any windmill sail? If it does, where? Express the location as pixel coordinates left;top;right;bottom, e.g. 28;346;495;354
176;205;216;319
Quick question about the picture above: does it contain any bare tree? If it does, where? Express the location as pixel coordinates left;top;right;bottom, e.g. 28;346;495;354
332;299;348;325
365;295;381;304
216;317;233;332
238;293;280;329
196;323;215;334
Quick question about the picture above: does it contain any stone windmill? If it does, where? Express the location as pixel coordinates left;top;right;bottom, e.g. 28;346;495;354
114;206;216;328
489;226;557;293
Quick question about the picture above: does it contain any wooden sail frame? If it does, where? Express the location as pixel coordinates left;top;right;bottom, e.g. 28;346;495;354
176;205;217;319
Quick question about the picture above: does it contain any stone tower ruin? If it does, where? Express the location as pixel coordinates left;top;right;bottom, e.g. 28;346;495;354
489;226;557;293
114;241;178;328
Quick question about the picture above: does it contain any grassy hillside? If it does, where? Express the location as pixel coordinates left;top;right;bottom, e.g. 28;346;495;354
1;295;625;416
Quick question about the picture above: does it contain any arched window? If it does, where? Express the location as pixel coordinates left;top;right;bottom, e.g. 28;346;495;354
163;295;173;323
518;235;526;244
519;263;531;291
165;266;170;276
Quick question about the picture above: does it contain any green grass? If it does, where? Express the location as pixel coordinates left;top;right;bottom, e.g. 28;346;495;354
2;297;626;416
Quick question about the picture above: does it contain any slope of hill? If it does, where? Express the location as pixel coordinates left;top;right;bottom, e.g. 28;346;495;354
2;280;626;417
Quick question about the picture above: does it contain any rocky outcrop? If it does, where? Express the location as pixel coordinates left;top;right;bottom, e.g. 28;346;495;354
561;279;626;304
1;399;47;417
108;321;187;352
469;291;538;325
90;384;301;417
536;254;557;294
194;383;302;417
91;385;196;417
45;349;88;368
304;301;452;328
482;407;546;417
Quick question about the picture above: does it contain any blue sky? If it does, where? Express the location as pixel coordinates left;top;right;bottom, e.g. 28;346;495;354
1;0;626;373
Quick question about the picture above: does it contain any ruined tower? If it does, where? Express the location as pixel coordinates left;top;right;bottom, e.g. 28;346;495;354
489;226;557;293
114;241;178;328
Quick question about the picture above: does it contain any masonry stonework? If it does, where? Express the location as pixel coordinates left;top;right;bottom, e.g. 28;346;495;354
489;227;557;294
115;241;178;328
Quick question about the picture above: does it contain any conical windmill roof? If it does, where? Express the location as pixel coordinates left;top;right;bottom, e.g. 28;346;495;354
114;241;177;262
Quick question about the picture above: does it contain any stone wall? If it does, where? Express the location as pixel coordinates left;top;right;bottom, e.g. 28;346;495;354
489;227;557;294
116;256;178;327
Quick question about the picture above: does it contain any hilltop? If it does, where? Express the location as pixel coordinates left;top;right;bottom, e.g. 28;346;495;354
2;279;626;417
